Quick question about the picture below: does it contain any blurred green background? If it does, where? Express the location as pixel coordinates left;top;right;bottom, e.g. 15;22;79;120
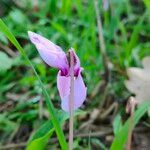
0;0;150;149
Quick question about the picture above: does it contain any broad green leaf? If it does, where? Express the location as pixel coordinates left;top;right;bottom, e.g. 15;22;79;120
0;51;13;72
110;100;150;150
27;110;85;150
0;18;67;150
143;0;150;10
27;121;54;150
112;113;122;136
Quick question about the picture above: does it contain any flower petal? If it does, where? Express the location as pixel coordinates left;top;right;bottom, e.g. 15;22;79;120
57;71;70;100
69;49;80;76
102;0;109;11
57;71;87;112
142;56;150;71
28;31;69;73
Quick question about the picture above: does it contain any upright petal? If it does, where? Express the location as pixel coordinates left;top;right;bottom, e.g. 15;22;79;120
69;49;80;76
28;31;69;73
57;71;87;112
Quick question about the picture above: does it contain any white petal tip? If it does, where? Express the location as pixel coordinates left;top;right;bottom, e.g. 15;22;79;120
28;31;40;44
28;31;34;37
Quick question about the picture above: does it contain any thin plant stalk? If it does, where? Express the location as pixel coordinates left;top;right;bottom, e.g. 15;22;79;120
69;49;74;150
126;99;136;150
94;0;110;82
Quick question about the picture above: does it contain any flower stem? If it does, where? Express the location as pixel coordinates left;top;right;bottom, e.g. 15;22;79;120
69;50;74;150
126;97;136;150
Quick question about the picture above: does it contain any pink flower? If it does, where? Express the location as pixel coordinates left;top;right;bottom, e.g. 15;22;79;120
28;31;87;112
103;0;109;11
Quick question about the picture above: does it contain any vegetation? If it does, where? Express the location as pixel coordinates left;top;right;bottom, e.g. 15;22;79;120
0;0;150;149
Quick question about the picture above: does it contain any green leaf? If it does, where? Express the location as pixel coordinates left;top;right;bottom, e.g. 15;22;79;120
27;110;84;150
143;0;150;10
27;121;54;150
0;51;13;72
112;113;122;136
0;18;67;150
126;10;148;66
110;100;150;150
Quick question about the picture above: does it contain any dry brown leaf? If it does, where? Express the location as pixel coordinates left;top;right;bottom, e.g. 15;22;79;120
125;56;150;104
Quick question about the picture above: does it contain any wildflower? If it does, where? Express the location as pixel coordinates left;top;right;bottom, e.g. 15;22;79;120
125;57;150;104
103;0;109;11
28;31;87;112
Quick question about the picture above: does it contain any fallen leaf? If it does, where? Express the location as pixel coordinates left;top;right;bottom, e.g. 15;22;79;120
125;56;150;104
